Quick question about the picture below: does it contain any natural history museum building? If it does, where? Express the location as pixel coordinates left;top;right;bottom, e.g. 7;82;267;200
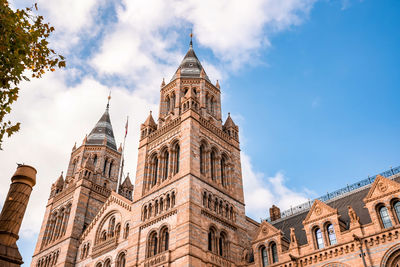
31;39;400;267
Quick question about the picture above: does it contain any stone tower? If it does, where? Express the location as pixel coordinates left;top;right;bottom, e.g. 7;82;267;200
31;102;122;266
129;39;258;266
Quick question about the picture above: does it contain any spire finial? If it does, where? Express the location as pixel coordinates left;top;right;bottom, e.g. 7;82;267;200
190;29;193;48
106;91;111;110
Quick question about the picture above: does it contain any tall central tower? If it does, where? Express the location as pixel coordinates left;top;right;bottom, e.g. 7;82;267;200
130;39;258;266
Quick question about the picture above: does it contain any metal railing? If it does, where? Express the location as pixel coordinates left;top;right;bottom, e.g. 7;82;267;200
265;165;400;222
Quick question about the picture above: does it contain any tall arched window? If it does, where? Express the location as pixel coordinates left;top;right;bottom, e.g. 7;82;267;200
219;232;227;257
160;227;169;252
260;246;269;267
109;217;115;237
148;231;158;257
104;259;111;267
103;159;108;174
174;144;180;174
208;228;215;252
151;155;158;186
203;192;207;207
117;253;126;267
394;201;400;223
379;206;393;228
93;155;97;167
166;96;170;114
124;223;130;239
220;156;226;187
143;206;147;221
108;161;113;177
171;192;176;207
200;145;205;174
96;263;102;267
163;150;169;180
210;151;216;180
171;94;176;110
270;242;278;263
326;224;337;245
315;228;324;249
166;195;170;209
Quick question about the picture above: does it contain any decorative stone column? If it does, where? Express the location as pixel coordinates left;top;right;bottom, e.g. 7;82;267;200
0;164;36;267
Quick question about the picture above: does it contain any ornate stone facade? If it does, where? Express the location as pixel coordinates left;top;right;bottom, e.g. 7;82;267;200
31;40;400;267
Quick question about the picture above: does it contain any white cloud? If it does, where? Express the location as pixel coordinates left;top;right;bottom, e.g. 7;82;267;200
241;153;310;220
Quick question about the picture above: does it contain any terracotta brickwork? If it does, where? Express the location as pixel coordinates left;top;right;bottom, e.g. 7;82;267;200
31;40;400;267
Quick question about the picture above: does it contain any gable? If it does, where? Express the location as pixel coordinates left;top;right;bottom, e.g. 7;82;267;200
364;175;400;203
80;192;132;242
303;199;337;225
253;220;281;243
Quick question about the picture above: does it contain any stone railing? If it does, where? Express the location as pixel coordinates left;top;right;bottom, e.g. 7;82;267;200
148;117;181;143
91;183;111;197
199;117;232;143
142;250;170;267
92;236;118;258
207;251;233;267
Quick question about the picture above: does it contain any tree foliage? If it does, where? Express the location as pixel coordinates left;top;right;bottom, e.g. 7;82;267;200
0;0;65;149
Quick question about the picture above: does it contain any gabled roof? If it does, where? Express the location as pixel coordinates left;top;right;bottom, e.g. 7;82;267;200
86;106;117;150
121;175;133;189
55;173;64;188
171;41;210;82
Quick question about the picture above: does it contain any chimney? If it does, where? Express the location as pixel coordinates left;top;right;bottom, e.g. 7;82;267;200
0;164;36;266
269;205;281;221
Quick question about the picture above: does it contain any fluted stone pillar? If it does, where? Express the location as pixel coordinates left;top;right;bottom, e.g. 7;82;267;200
0;165;36;267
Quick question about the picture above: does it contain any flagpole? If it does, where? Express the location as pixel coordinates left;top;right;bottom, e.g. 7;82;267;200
117;116;128;192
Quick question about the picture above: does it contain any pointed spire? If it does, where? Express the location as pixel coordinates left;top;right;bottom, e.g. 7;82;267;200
82;134;87;145
86;98;118;150
142;111;157;128
121;173;133;188
216;80;220;89
161;78;165;87
190;29;193;48
170;33;210;82
224;113;236;128
55;172;64;188
106;91;111;110
118;143;123;153
72;142;76;151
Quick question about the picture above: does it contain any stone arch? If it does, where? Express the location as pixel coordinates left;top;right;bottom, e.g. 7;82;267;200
95;210;120;244
381;243;400;267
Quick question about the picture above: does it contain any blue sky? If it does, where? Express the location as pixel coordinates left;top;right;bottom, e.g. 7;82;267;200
1;0;400;265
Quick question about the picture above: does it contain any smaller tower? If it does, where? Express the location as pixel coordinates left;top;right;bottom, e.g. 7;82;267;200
0;165;36;266
119;174;134;200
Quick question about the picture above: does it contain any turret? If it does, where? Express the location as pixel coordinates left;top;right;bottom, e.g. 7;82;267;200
140;111;157;139
223;113;239;140
119;174;134;200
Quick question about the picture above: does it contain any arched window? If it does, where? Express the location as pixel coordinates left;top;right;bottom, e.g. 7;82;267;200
220;156;226;186
160;227;169;252
103;159;108;174
101;230;107;241
93;155;97;167
149;204;152;218
174;144;180;174
108;161;113;177
104;259;111;267
160;198;164;212
96;263;102;267
315;228;324;249
219;232;227;257
71;161;76;175
326;224;337;245
171;192;176;207
379;206;393;228
163;150;169;180
171;94;176;110
166;96;170;113
143;206;147;221
208;228;215;252
148;232;158;257
270;242;278;263
203;192;207;207
200;145;205;174
394;201;400;223
208;195;212;209
151;155;158;186
210;151;216;180
109;217;116;237
117;253;126;267
260;246;269;267
124;223;130;239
